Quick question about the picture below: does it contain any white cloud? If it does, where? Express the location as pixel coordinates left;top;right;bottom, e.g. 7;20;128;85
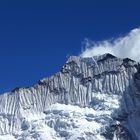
81;27;140;62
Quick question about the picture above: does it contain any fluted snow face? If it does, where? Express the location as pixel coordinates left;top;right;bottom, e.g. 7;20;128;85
0;53;140;140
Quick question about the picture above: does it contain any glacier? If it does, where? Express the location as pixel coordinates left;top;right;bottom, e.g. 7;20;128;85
0;53;140;140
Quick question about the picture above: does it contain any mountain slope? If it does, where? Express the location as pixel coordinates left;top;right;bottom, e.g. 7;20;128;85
0;53;140;140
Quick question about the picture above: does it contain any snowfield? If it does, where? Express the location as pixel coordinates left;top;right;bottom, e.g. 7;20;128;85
0;92;121;140
0;102;119;140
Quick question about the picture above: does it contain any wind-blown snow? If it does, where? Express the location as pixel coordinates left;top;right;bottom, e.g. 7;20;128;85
81;27;140;62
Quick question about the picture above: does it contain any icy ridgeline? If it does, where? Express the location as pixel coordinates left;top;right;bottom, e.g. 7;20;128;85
0;53;140;140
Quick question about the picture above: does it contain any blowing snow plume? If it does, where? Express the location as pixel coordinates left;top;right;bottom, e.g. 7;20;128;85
81;27;140;62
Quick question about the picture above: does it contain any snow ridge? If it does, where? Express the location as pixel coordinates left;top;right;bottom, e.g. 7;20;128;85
0;53;140;140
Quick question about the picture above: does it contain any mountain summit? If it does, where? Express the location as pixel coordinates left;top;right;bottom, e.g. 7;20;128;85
0;53;140;140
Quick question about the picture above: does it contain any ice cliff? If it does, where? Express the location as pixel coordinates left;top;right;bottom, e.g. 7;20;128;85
0;53;140;140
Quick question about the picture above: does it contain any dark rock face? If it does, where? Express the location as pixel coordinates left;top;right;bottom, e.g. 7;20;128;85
97;53;117;63
0;53;140;139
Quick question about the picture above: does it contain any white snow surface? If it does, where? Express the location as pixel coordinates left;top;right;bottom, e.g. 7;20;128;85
0;97;120;140
0;54;140;140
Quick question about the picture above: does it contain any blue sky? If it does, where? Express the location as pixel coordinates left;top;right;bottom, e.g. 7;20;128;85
0;0;140;93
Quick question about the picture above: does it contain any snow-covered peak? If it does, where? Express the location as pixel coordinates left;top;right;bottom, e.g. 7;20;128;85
0;53;140;140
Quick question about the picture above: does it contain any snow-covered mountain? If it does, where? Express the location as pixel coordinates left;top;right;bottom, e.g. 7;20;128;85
0;53;140;140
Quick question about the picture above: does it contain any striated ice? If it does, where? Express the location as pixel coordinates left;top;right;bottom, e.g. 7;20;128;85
0;53;140;139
